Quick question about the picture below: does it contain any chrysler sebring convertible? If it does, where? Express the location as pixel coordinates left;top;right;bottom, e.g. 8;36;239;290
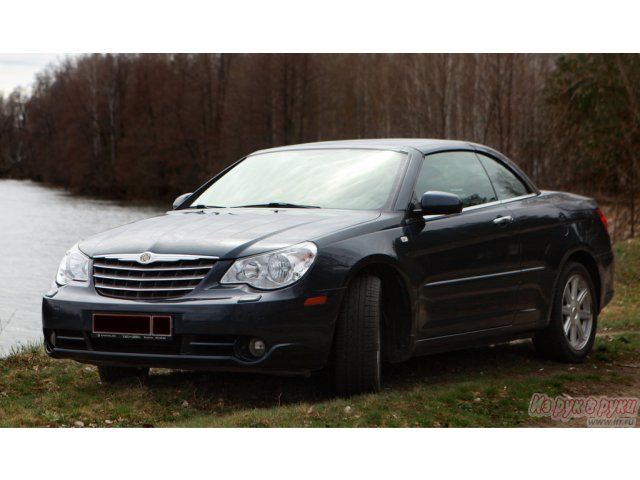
42;139;614;395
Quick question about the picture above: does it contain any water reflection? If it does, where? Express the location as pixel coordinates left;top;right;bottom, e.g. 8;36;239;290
0;180;164;355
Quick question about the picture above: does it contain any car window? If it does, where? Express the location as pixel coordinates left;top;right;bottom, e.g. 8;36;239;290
476;153;529;200
190;149;407;210
414;151;497;208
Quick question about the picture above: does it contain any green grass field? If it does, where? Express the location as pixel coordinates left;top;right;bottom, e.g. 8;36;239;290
1;240;639;427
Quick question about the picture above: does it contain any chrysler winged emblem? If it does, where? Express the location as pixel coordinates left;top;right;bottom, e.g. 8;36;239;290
138;252;152;264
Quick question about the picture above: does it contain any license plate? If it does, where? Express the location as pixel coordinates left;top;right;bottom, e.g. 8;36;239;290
92;313;172;340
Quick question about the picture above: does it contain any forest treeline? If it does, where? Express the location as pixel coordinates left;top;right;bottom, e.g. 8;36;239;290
0;53;638;236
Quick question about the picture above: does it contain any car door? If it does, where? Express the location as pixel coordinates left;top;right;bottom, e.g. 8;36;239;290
476;152;563;327
406;151;521;338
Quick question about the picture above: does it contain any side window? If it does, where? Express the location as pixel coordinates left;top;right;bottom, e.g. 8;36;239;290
415;151;497;208
476;153;529;200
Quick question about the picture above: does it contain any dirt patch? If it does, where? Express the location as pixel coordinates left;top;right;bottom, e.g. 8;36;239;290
524;362;640;427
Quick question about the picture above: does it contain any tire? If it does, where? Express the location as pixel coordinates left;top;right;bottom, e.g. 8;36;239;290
334;274;382;396
533;262;598;362
98;366;150;384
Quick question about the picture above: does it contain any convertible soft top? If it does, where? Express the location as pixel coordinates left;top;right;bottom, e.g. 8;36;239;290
253;138;479;155
252;138;539;194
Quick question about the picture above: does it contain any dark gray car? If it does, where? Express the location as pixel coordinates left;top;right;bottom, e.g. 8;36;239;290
42;139;614;395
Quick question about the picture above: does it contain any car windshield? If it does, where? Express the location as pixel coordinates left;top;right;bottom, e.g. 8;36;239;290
190;149;407;210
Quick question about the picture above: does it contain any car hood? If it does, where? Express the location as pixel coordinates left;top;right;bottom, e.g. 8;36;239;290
78;208;381;259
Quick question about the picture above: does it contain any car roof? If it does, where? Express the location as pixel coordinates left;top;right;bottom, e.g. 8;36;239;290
249;138;540;195
252;138;482;155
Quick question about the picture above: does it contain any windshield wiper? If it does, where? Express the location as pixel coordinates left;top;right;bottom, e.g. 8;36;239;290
185;204;226;209
231;202;321;209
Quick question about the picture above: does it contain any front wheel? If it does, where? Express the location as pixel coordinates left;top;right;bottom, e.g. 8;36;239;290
333;274;382;396
533;262;597;362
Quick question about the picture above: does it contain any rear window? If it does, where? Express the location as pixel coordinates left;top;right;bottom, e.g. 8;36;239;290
477;153;530;200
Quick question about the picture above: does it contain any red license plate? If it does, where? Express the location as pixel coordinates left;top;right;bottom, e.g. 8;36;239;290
92;313;172;338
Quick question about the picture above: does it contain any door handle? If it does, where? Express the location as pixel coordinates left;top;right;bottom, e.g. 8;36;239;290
493;215;514;225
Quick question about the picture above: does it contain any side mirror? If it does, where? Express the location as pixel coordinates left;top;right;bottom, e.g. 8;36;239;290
419;191;463;215
173;193;192;210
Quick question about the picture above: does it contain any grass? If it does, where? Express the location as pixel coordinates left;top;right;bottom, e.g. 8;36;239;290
0;240;638;428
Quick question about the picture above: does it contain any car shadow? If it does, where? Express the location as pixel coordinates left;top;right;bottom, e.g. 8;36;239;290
140;340;550;409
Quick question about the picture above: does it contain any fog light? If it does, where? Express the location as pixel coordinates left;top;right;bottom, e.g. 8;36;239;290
49;331;57;347
248;338;266;358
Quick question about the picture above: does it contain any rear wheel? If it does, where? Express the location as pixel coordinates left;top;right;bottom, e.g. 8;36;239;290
334;274;382;396
533;262;597;362
98;366;150;384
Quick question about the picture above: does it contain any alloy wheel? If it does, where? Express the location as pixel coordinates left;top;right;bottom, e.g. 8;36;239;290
561;274;593;351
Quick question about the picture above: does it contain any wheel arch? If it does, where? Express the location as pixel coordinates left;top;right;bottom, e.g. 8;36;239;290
341;255;415;363
546;247;602;327
563;249;601;310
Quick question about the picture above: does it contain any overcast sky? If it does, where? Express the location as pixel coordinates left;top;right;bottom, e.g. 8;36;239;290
0;54;67;96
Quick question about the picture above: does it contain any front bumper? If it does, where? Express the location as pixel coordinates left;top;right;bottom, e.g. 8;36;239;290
42;282;344;374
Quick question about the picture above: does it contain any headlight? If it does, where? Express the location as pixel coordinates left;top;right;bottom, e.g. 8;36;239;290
56;243;90;285
220;242;318;290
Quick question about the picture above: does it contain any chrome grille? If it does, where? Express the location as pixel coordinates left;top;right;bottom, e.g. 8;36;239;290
93;254;217;300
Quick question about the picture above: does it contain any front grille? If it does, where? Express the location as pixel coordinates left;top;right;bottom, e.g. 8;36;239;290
93;254;217;300
48;329;243;358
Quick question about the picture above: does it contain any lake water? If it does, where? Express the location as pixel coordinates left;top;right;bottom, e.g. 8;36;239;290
0;180;164;355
